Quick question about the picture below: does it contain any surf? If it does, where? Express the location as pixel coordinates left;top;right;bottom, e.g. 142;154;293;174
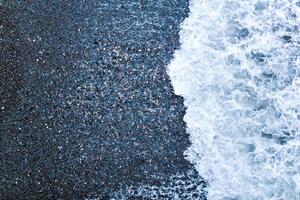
168;0;300;199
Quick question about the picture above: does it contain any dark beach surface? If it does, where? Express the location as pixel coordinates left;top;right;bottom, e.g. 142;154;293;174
0;1;206;199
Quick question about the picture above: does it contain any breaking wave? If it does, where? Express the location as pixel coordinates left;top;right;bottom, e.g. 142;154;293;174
168;0;300;199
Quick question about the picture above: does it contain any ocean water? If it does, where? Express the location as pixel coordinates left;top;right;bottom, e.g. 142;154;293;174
168;0;300;199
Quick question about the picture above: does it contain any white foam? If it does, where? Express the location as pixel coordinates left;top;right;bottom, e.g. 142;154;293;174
168;0;300;199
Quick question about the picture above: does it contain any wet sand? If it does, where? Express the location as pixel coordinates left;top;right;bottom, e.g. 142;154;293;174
0;1;205;199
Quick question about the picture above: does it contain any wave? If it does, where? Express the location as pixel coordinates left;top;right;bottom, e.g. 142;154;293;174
168;0;300;199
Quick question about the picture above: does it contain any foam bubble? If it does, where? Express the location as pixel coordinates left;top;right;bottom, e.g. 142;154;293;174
168;0;300;199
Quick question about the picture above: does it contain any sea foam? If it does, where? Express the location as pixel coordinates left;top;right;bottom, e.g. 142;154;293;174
168;0;300;199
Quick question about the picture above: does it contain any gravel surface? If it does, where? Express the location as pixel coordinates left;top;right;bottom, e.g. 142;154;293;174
0;1;206;199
